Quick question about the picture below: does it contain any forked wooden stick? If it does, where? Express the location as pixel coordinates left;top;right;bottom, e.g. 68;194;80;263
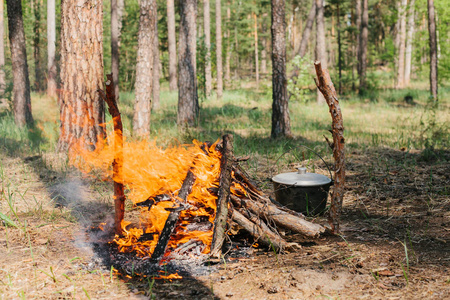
314;61;345;234
101;74;125;235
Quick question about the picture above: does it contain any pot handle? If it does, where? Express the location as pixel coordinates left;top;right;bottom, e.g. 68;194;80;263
274;145;334;182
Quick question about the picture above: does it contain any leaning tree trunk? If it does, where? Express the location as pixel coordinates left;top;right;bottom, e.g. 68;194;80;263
0;0;6;95
47;0;57;98
271;0;291;139
358;0;368;94
297;0;315;58
133;0;157;137
111;0;124;100
315;0;327;104
33;0;42;92
167;0;177;91
396;0;407;89
216;0;223;99
177;0;198;127
427;0;438;101
404;0;415;86
203;0;212;97
58;0;104;151
6;0;33;127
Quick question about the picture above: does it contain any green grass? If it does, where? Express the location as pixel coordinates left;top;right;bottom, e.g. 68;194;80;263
1;86;449;163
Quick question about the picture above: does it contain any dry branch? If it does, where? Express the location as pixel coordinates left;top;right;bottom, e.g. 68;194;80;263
314;61;345;233
151;170;197;263
101;74;125;235
210;134;234;257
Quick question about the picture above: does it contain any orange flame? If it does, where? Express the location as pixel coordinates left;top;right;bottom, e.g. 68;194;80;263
70;132;222;259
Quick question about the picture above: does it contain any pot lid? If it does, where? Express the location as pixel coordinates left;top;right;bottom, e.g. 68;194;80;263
272;167;331;187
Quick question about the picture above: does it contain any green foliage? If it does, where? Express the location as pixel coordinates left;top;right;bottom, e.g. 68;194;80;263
287;55;313;102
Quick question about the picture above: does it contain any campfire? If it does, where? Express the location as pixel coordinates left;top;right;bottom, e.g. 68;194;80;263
71;76;325;278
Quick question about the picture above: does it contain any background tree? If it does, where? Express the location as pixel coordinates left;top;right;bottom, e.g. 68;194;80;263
153;7;161;109
427;0;438;100
404;0;415;86
133;0;157;136
111;0;124;99
58;0;104;150
271;0;290;138
396;0;407;88
358;0;368;94
167;0;177;91
203;0;212;97
297;0;315;58
0;0;6;95
47;0;56;98
177;0;198;127
33;0;42;92
315;0;327;104
216;0;223;99
6;0;33;126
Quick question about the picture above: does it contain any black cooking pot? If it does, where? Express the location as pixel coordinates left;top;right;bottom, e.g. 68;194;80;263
272;167;332;216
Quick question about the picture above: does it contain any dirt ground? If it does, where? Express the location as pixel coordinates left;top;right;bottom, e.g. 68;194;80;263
1;147;449;299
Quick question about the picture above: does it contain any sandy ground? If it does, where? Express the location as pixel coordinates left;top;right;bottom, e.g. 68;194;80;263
1;147;449;299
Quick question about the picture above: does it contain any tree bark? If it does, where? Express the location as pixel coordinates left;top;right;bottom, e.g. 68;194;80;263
133;0;157;137
337;1;342;94
6;0;34;127
358;0;368;94
167;0;177;91
253;12;259;89
58;0;105;151
153;7;161;110
355;0;361;75
47;0;57;98
404;0;415;86
297;0;315;58
33;0;42;92
177;0;199;127
203;0;212;97
396;0;407;89
271;0;291;138
111;0;124;100
0;0;6;95
427;0;438;100
261;20;267;74
315;0;327;104
216;0;223;99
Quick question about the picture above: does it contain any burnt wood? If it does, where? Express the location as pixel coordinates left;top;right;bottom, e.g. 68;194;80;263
314;61;345;234
210;134;234;258
150;170;196;263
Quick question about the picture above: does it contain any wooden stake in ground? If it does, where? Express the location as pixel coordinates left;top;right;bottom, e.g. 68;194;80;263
101;74;125;235
314;61;345;234
210;134;234;257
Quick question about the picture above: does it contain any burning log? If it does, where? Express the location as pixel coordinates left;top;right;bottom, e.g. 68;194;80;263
151;170;197;263
99;74;125;235
210;134;234;257
314;61;345;234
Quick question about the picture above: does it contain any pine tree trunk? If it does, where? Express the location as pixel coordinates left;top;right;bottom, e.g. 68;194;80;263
167;0;177;91
33;0;42;92
224;3;231;85
337;1;342;94
111;0;124;99
253;12;259;89
354;0;361;82
394;1;401;87
404;0;415;86
0;0;6;95
58;0;104;151
271;0;291;138
6;0;33;127
47;0;57;98
153;7;161;110
216;0;223;99
261;20;267;75
427;0;438;100
133;0;157;137
396;0;407;89
203;0;212;97
358;0;368;94
297;0;315;57
315;0;326;104
178;0;198;127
